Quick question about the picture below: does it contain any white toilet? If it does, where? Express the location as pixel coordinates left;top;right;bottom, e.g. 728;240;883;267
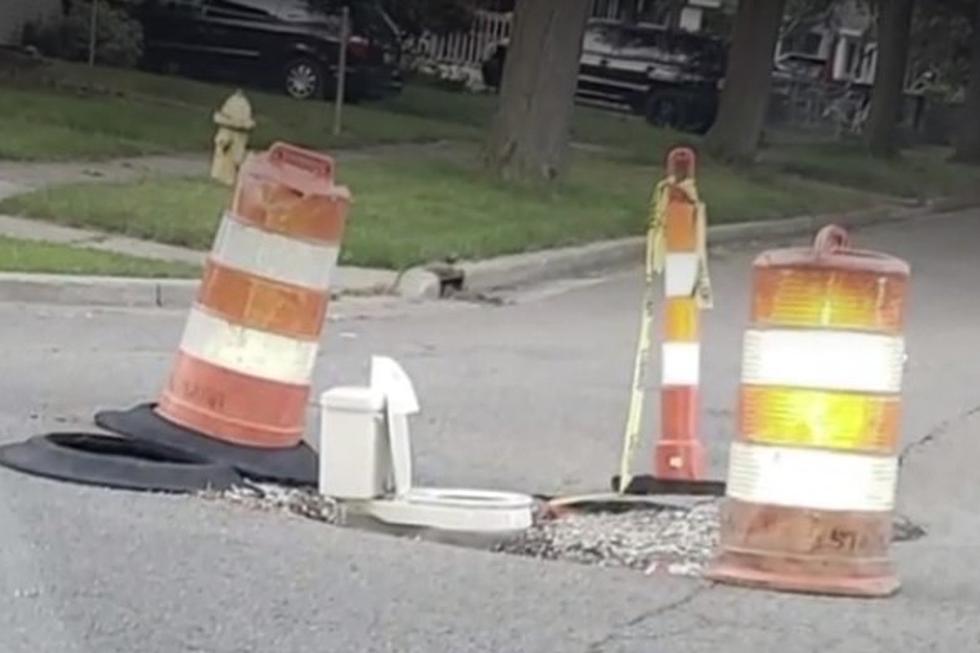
319;357;533;535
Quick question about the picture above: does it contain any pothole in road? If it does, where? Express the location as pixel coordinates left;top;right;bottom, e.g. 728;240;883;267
204;485;929;577
496;500;720;577
204;482;341;523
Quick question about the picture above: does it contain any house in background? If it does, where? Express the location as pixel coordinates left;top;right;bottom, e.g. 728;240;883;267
1;0;60;46
592;0;724;33
775;0;876;84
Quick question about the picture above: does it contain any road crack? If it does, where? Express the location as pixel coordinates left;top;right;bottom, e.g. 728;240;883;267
899;402;980;466
584;583;712;653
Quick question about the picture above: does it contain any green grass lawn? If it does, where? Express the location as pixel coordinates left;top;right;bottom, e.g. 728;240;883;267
760;142;980;199
0;60;683;163
0;61;479;161
3;60;976;199
0;236;198;277
0;150;873;270
377;81;688;163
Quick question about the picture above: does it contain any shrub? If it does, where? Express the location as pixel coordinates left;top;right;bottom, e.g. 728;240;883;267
25;1;143;68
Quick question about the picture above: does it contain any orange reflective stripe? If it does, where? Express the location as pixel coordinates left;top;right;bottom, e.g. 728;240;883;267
196;261;328;340
232;181;348;243
158;351;310;448
661;386;698;441
739;385;900;454
752;266;908;333
664;297;699;341
664;192;696;251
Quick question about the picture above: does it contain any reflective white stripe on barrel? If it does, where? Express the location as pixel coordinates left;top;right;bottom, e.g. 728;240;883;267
662;342;700;386
664;253;699;297
212;213;339;290
178;307;318;385
726;441;898;512
742;329;905;393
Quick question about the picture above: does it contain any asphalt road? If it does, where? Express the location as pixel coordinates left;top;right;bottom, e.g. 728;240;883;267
0;209;978;652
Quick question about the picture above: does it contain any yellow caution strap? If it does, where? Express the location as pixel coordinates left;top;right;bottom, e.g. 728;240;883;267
647;175;713;309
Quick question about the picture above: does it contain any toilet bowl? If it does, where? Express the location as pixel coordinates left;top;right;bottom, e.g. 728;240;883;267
320;357;534;535
363;487;534;533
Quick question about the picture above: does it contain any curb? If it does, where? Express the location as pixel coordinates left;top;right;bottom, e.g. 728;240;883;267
0;267;412;309
441;196;979;294
0;273;197;309
1;196;975;308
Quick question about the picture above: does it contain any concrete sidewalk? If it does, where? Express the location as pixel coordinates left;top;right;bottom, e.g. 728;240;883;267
0;214;409;301
0;154;209;200
0;142;460;200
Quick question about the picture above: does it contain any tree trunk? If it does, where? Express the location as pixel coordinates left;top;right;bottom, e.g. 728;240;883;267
703;0;787;164
484;0;592;183
953;2;980;164
866;0;915;158
622;0;639;23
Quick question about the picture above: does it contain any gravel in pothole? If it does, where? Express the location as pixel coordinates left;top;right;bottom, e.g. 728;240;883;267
203;483;341;524
201;486;924;577
495;501;721;577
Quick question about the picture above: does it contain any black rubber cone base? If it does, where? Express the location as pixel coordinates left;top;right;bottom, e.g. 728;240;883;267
0;433;242;492
611;474;726;496
95;404;317;485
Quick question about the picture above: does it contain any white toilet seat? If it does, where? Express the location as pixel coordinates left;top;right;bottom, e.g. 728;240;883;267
364;487;534;533
326;358;535;535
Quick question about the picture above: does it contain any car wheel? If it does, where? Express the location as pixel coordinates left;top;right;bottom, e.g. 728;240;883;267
283;58;323;100
644;93;686;129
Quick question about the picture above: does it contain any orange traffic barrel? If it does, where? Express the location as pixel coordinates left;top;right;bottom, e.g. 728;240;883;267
707;224;910;597
157;142;350;448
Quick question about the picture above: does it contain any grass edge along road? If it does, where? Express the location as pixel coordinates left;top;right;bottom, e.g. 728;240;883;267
0;152;874;270
0;236;199;277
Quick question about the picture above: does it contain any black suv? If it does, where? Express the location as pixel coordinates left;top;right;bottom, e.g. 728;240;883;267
482;19;726;133
138;0;402;101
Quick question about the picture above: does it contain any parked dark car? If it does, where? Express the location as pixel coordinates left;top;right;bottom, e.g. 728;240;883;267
138;0;402;101
482;19;726;133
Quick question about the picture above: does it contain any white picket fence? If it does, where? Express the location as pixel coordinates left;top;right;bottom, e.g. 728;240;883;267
402;1;626;90
418;10;512;66
417;0;623;66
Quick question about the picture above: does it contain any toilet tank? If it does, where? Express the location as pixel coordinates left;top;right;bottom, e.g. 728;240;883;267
319;386;389;499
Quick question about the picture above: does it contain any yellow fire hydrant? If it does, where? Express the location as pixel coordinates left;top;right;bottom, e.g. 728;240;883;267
211;90;255;186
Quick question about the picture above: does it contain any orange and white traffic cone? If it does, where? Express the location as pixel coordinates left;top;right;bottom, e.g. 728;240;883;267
614;147;720;496
708;224;909;596
654;148;710;481
156;142;350;448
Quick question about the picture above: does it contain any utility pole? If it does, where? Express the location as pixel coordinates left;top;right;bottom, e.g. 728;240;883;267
88;0;99;66
333;6;350;136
